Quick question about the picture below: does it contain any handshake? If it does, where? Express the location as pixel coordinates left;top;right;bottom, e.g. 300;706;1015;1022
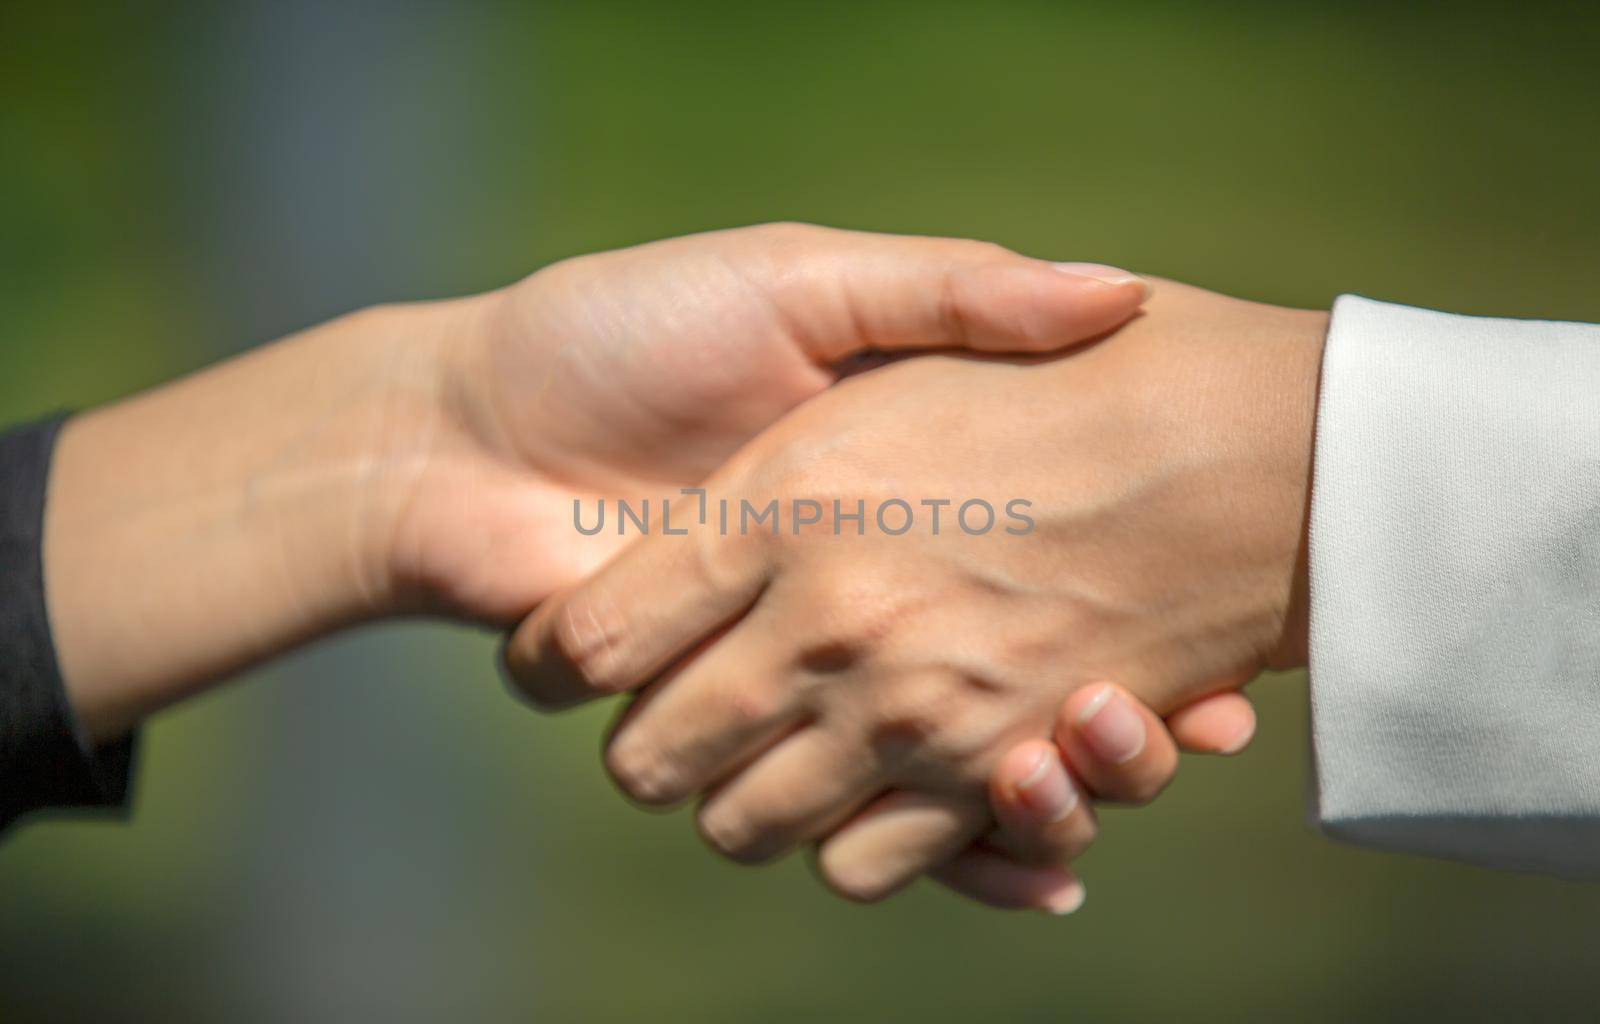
43;223;1330;911
487;223;1326;911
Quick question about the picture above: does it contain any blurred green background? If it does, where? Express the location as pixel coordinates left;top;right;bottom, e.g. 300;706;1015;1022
3;2;1598;1020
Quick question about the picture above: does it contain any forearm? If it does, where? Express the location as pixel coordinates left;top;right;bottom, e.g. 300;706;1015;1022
43;300;469;744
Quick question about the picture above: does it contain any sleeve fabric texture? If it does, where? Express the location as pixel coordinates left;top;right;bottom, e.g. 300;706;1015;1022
0;414;135;832
1310;296;1600;875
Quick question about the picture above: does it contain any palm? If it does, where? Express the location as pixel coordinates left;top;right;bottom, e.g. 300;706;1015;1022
404;232;840;622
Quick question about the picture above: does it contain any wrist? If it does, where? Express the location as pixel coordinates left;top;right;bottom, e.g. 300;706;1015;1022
44;298;475;739
334;294;500;618
1263;305;1327;671
370;284;563;619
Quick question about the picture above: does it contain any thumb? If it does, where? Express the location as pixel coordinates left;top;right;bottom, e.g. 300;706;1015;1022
748;224;1148;364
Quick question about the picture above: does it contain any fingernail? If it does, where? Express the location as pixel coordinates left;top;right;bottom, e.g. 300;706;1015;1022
1015;749;1079;824
1077;684;1146;765
1051;262;1152;300
1040;879;1087;916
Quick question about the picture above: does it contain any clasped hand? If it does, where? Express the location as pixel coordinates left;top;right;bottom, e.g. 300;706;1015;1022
53;221;1317;910
478;224;1323;910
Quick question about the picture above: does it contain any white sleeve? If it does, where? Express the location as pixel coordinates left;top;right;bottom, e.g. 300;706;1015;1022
1308;295;1600;876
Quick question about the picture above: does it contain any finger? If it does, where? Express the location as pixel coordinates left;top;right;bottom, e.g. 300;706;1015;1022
930;846;1086;915
604;615;807;806
1167;691;1257;755
985;740;1099;865
695;727;885;865
501;512;769;710
1053;682;1179;806
765;226;1149;364
813;791;988;904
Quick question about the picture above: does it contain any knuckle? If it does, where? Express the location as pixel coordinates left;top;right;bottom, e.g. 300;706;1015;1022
794;581;893;675
962;238;1013;263
742;451;815;516
937;270;979;349
794;568;912;662
753;220;822;247
551;591;631;694
725;684;781;729
686;514;758;598
744;222;827;279
822;573;901;643
868;682;978;769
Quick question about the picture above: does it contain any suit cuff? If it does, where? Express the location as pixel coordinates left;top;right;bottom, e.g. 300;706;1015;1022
1308;296;1600;875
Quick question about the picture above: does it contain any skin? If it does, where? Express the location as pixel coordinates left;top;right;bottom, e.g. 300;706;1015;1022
40;222;1226;910
504;279;1326;903
951;684;1255;912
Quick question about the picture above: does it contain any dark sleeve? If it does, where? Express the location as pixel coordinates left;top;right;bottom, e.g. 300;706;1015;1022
0;414;136;833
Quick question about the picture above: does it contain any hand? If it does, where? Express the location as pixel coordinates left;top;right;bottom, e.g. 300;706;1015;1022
504;278;1325;900
388;222;1150;621
944;685;1256;912
46;223;1147;741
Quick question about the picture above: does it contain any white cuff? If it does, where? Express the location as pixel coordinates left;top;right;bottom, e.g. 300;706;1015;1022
1309;295;1600;875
